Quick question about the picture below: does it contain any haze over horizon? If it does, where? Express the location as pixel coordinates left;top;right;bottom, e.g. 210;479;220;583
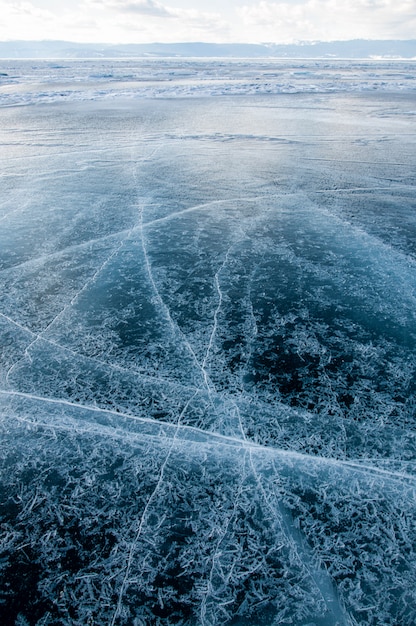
1;0;416;46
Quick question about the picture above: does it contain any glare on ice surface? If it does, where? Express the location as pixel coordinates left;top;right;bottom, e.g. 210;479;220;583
0;59;416;625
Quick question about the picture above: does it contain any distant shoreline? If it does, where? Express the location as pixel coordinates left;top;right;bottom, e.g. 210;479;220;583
0;39;415;60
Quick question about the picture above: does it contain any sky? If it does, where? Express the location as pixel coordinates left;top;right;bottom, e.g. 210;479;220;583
1;0;415;44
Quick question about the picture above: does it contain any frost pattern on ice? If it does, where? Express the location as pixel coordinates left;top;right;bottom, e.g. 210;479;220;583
1;66;416;625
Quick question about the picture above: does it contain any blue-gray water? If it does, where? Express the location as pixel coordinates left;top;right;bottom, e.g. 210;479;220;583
1;77;416;625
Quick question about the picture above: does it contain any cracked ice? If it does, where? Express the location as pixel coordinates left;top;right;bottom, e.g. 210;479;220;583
1;60;416;626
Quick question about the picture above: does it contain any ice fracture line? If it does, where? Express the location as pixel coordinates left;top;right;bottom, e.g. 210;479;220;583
5;227;137;386
110;390;199;626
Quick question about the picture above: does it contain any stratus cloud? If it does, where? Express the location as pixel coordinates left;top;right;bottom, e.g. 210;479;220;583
80;0;229;42
3;0;414;44
114;7;229;41
1;0;53;20
120;1;171;16
0;1;58;40
88;0;172;17
238;0;416;42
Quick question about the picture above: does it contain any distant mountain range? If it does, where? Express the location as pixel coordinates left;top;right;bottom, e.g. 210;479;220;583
0;40;415;59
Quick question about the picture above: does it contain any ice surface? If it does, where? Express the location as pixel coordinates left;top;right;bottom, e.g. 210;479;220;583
0;59;416;108
1;60;416;625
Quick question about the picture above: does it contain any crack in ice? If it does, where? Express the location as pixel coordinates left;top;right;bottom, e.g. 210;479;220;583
2;389;415;485
249;451;351;626
109;389;199;626
5;226;139;386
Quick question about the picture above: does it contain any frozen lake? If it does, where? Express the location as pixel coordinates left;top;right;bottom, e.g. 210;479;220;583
1;59;416;625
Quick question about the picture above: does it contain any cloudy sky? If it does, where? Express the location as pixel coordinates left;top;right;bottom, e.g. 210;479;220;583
1;0;415;44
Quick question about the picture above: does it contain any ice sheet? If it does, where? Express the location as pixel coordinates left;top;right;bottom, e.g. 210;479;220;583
0;58;415;107
1;63;416;625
